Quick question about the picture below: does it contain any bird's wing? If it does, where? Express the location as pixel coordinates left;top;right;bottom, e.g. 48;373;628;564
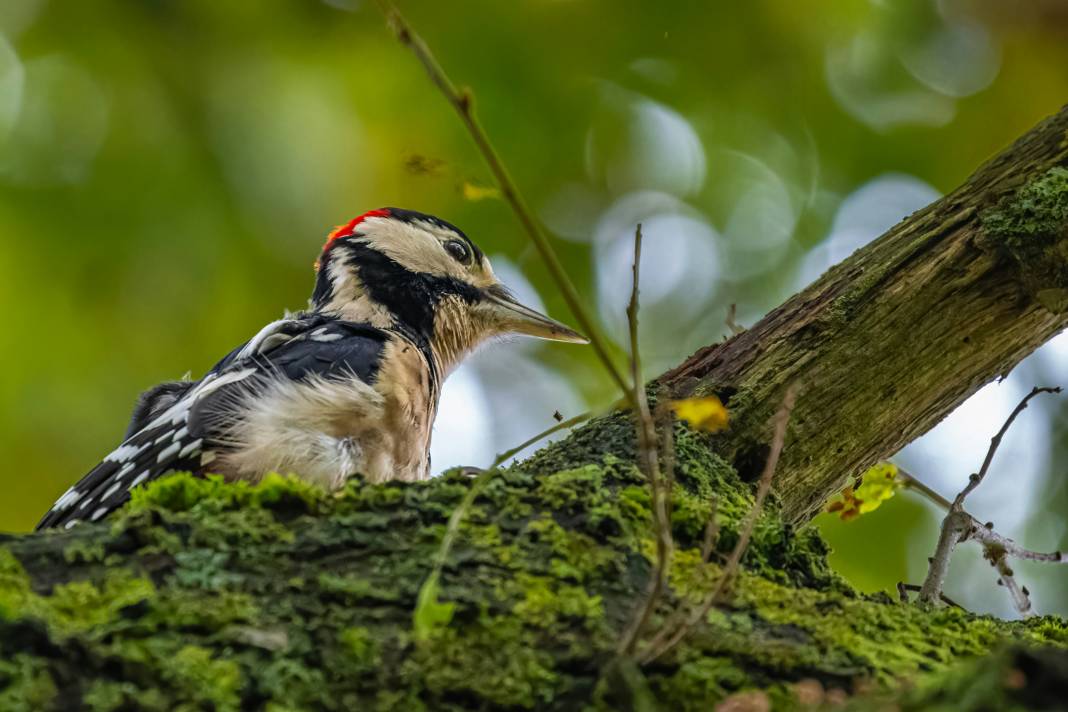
124;381;196;440
36;316;391;530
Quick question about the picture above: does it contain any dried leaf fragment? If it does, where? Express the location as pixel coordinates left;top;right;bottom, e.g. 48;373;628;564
669;396;729;433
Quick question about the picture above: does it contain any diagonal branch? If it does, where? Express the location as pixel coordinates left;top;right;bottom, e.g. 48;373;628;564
374;0;632;399
662;107;1068;524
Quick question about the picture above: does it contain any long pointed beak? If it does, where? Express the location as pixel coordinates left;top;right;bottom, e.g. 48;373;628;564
480;286;589;344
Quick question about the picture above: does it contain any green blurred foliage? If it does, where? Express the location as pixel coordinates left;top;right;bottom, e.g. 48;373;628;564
0;0;1066;612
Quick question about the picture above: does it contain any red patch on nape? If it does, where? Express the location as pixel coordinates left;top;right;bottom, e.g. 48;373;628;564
316;208;391;270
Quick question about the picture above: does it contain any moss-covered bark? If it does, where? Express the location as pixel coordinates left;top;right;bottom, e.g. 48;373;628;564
3;108;1068;710
2;421;1066;711
664;107;1068;523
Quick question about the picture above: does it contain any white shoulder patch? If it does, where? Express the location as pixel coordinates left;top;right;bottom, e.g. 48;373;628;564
237;319;296;360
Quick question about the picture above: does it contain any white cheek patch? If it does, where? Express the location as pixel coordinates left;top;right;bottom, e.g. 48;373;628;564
360;219;497;289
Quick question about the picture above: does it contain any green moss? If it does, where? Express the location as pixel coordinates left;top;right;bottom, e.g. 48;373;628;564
1;550;153;636
0;655;56;712
340;626;381;671
410;617;559;708
0;549;32;619
37;572;155;635
847;645;1068;711
1;422;1065;710
128;471;324;517
166;645;242;712
511;573;603;630
983;167;1068;241
982;167;1068;311
656;656;751;711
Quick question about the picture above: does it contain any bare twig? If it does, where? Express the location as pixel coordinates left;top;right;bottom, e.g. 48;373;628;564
918;386;1061;611
492;410;594;465
964;520;1066;565
953;386;1060;508
374;0;632;400
617;225;674;656
896;466;953;510
712;384;797;603
899;467;1065;566
639;384;799;664
700;498;720;563
897;582;964;610
984;544;1034;618
726;304;745;336
918;510;970;604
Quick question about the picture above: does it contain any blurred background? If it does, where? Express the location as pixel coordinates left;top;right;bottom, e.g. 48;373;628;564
1;0;1067;617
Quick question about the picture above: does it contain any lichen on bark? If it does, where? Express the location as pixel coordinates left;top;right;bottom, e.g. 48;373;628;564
981;166;1068;312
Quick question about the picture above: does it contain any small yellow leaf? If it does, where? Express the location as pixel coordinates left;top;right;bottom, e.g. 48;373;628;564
853;462;901;514
462;182;501;201
669;396;729;433
825;462;902;520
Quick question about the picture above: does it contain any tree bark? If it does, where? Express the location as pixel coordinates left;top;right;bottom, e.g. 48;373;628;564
663;105;1068;523
1;106;1067;711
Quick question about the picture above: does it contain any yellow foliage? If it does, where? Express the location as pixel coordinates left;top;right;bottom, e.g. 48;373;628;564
826;462;901;521
668;396;729;433
462;182;501;201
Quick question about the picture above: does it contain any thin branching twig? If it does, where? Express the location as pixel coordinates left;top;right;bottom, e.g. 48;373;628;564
896;582;964;609
918;386;1062;614
617;225;675;656
896;466;953;510
985;544;1034;617
965;521;1066;565
374;0;631;399
493;410;594;465
954;386;1060;508
639;384;799;664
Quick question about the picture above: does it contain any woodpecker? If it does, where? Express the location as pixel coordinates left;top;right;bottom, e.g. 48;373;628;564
37;208;586;530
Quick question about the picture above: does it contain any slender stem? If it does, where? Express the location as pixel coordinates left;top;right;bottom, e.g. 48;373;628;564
984;544;1035;618
617;225;673;657
897;582;965;610
492;410;594;466
918;386;1060;607
953;386;1060;508
699;498;720;563
375;1;632;400
640;384;798;664
963;517;1066;565
896;467;953;511
918;510;968;604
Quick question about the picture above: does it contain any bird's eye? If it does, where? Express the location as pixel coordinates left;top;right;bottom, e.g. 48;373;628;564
444;239;471;265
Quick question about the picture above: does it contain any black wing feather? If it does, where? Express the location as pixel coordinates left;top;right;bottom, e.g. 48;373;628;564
36;316;393;530
124;381;196;440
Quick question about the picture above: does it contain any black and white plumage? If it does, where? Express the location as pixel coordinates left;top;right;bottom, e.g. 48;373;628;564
37;209;586;530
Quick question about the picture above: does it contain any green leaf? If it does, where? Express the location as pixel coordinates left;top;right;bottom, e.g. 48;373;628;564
412;572;455;642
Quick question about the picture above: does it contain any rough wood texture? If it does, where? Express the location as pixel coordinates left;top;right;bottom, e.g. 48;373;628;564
664;106;1068;523
1;107;1067;710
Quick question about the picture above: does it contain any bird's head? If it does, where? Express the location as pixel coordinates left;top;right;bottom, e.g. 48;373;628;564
312;208;587;370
